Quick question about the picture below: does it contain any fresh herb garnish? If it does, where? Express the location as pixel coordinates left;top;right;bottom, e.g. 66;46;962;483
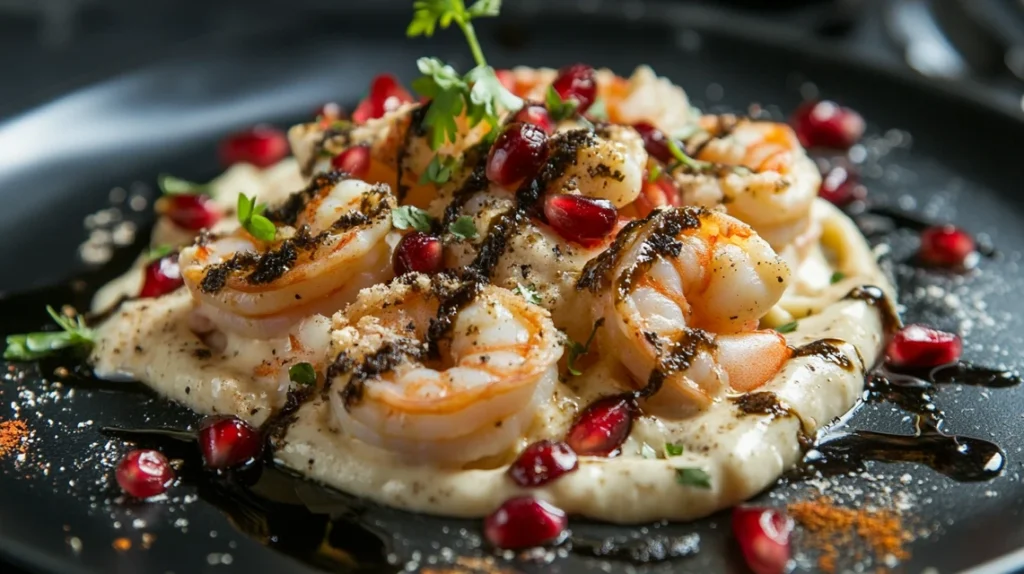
448;215;478;240
512;283;542;305
145;244;176;263
647;163;663;183
545;86;579;122
407;1;522;149
666;138;714;172
288;362;317;387
566;318;604;376
675;467;712;489
236;194;276;242
664;442;684;457
830;271;846;284
775;321;799;334
419;155;458;185
640;443;658;459
391;205;437;232
157;174;210;196
587;97;608;121
4;306;94;361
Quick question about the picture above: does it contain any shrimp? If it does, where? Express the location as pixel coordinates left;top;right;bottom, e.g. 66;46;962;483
577;207;792;417
670;115;821;249
178;172;396;339
327;274;562;465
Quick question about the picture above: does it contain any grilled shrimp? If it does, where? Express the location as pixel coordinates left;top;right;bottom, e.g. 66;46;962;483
178;172;396;339
578;207;792;416
671;115;821;249
327;274;562;465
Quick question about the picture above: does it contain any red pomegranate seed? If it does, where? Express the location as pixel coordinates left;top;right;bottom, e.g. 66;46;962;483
116;449;174;498
495;69;516;93
818;166;865;206
513;104;555;135
484;497;568;550
552;64;598;114
165;194;221;231
732;506;795;574
331;145;371;180
886;324;962;369
199;416;263;470
508;440;578;487
791;100;865;149
352;74;413;124
543;194;618;244
140;252;183;298
486;122;549;187
393;232;443;276
219;125;289;168
565;393;636;456
918;225;975;267
632;122;672;163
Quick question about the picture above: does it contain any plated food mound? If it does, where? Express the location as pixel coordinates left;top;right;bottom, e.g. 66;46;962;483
69;0;900;537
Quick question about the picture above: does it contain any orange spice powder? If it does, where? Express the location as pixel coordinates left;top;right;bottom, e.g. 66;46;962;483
0;419;29;458
789;497;911;573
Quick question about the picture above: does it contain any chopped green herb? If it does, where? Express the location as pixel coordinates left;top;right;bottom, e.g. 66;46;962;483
640;443;658;459
157;173;210;196
566;318;604;376
587;97;608;121
4;306;94;361
545;86;579;122
391;205;437;233
512;283;542;305
448;216;478;240
236;194;276;242
830;271;846;284
675;467;712;489
288;362;317;387
144;245;176;263
419;155;458;185
664;442;684;457
666;138;714;172
647;163;663;183
775;321;799;334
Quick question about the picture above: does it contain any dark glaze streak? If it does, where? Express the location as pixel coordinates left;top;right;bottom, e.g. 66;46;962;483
329;339;425;409
304;122;357;176
425;279;485;360
441;142;491;226
262;387;316;442
844;284;902;335
267;172;348;226
686;114;742;158
790;338;855;371
395;105;429;202
732;391;791;417
641;328;716;399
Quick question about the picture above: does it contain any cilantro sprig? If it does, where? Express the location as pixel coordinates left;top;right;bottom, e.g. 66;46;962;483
237;194;276;242
566;318;604;376
288;362;317;387
666;138;715;173
158;174;211;196
448;216;478;240
775;321;798;334
392;206;436;232
675;467;712;489
546;86;579;122
4;306;94;361
512;283;542;305
419;155;458;185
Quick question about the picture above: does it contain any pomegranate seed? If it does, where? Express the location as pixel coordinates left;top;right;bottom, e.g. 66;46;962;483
818;166;865;206
632;122;672;163
199;416;263;470
543;194;617;245
513;104;555;135
565;393;636;456
732;506;794;574
219;125;289;168
508;440;578;487
791;100;865;149
918;225;975;267
165;194;221;230
495;69;516;93
886;324;962;369
393;232;443;276
484;497;568;550
552;64;598;114
140;253;183;298
331;145;371;180
486;122;549;187
116;449;174;498
352;74;413;124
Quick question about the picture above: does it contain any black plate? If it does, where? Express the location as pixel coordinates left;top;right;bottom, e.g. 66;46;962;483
2;3;1024;573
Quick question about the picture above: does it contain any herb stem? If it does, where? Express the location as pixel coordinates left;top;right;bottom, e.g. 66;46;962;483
458;19;487;68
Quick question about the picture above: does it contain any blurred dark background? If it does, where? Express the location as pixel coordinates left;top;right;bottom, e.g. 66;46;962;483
2;0;1024;121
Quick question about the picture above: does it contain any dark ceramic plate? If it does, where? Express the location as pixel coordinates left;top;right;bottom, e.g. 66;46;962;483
2;3;1024;574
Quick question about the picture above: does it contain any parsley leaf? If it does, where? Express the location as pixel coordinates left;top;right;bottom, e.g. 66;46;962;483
587;97;609;121
237;194;276;242
830;271;846;284
664;443;684;457
546;86;579;122
420;155;458;185
775;321;799;334
407;0;501;66
158;174;210;196
566;318;604;376
288;362;317;387
647;163;663;183
145;244;176;263
448;216;478;240
666;138;715;172
4;306;94;361
512;283;542;305
392;205;436;232
675;467;712;489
